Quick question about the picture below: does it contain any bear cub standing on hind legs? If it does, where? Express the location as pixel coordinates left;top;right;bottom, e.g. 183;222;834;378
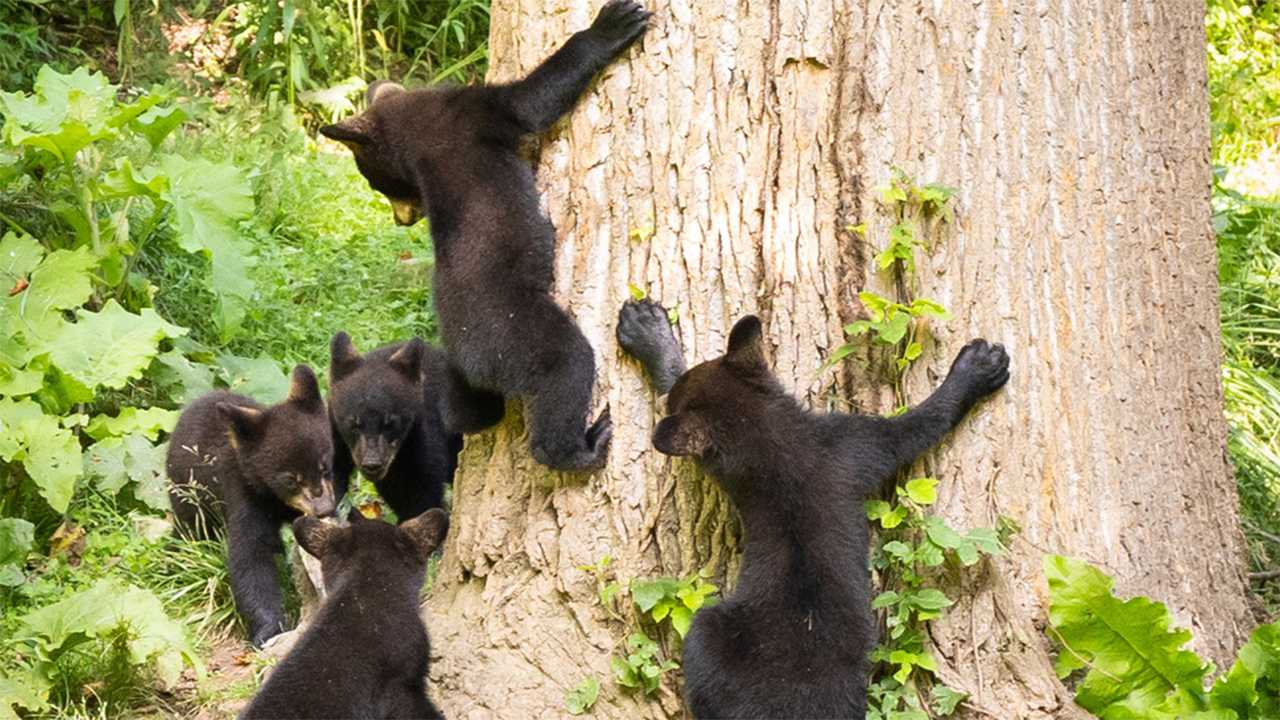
239;508;450;720
328;332;461;519
617;299;1011;719
167;365;337;647
320;0;651;471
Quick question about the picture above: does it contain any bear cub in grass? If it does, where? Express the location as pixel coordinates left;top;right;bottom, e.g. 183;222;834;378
167;365;337;647
329;332;461;519
320;1;651;471
617;300;1011;719
240;508;449;720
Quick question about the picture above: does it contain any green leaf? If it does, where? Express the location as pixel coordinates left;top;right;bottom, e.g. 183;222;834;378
0;670;50;717
902;477;938;505
0;232;42;279
917;182;958;207
0;517;34;587
872;591;900;610
902;341;922;362
866;500;892;521
909;589;954;611
611;655;639;688
965;528;1005;556
45;300;186;391
858;291;891;321
565;676;599;715
0;397;81;513
670;605;693;638
879;311;911;345
651;598;672;622
631;579;674;613
1044;555;1211;716
924;516;963;550
85;406;178;441
627;283;647;301
955;541;979;566
0;66;118;161
882;541;913;561
17;579;199;688
158;155;255;337
908;298;951;320
3;243;97;343
930;685;967;715
880;506;908;530
1207;621;1280;716
217;353;288;402
153;349;215;404
130;103;186;149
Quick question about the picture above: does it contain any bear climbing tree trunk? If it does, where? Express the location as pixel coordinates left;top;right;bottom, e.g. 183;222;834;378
424;1;1255;718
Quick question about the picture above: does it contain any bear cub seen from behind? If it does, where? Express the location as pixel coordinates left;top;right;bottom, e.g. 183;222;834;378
319;1;652;472
329;332;461;519
167;365;337;647
616;299;1011;719
239;508;450;720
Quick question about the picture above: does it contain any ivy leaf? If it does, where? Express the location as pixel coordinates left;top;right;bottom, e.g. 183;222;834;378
670;605;694;638
1044;555;1211;716
902;477;938;505
924;516;963;550
630;579;671;613
931;685;967;715
45;300;186;391
565;677;599;715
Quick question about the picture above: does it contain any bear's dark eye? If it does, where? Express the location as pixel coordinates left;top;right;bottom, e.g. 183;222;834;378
384;415;402;432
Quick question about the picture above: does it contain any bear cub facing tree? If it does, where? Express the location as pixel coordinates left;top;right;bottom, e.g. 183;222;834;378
167;365;337;647
617;299;1011;719
239;508;450;720
329;332;461;519
319;0;651;471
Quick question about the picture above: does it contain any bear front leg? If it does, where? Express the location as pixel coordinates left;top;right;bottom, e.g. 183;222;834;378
226;507;289;647
495;1;651;134
617;298;687;395
441;362;506;435
881;339;1010;470
527;344;613;472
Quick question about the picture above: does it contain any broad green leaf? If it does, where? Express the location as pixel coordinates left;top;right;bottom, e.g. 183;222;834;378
3;246;96;342
879;311;911;345
910;589;954;611
0;670;50;718
1044;555;1211;717
631;578;678;613
217;354;288;402
955;541;980;566
903;341;922;362
880;506;908;529
866;500;892;521
85;406;178;441
45;300;186;390
916;183;958;206
159;155;254;336
872;591;900;610
0;232;42;279
1207;621;1280;716
821;342;858;370
130;104;187;149
153;349;216;403
0;517;34;587
83;435;130;495
0;398;81;513
966;528;1006;556
882;541;913;561
859;291;891;321
17;579;198;688
97;158;168;200
908;298;951;320
0;361;42;396
123;435;170;511
0;66;117;161
565;676;599;715
903;477;938;505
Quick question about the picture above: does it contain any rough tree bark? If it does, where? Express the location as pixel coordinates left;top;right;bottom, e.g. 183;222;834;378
424;1;1255;718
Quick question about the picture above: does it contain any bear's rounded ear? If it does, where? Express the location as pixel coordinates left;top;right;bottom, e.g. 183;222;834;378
388;338;425;381
366;79;405;106
287;364;324;413
725;315;766;370
652;412;711;457
217;402;267;444
330;332;363;383
400;508;449;559
293;516;344;558
319;115;373;150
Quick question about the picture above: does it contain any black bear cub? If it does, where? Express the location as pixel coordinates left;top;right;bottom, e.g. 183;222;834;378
617;300;1010;719
167;365;337;647
319;1;651;471
329;332;461;519
240;508;449;720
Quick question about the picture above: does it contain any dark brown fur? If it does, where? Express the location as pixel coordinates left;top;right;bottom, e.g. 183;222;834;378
166;365;337;646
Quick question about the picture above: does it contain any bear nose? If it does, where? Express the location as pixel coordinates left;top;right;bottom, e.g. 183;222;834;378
360;461;386;477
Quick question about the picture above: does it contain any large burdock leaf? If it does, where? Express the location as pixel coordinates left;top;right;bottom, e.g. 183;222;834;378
17;579;199;688
1;234;96;342
45;300;186;391
159;154;254;336
0;397;81;513
1044;555;1211;718
0;66;118;161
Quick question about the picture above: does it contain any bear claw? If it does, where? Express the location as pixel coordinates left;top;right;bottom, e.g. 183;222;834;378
949;339;1011;396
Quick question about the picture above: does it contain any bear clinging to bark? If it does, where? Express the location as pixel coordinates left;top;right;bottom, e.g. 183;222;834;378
328;332;460;519
319;0;651;471
166;365;337;647
239;508;449;720
616;299;1010;719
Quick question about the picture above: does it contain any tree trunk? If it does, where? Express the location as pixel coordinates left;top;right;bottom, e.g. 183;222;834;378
425;1;1255;718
